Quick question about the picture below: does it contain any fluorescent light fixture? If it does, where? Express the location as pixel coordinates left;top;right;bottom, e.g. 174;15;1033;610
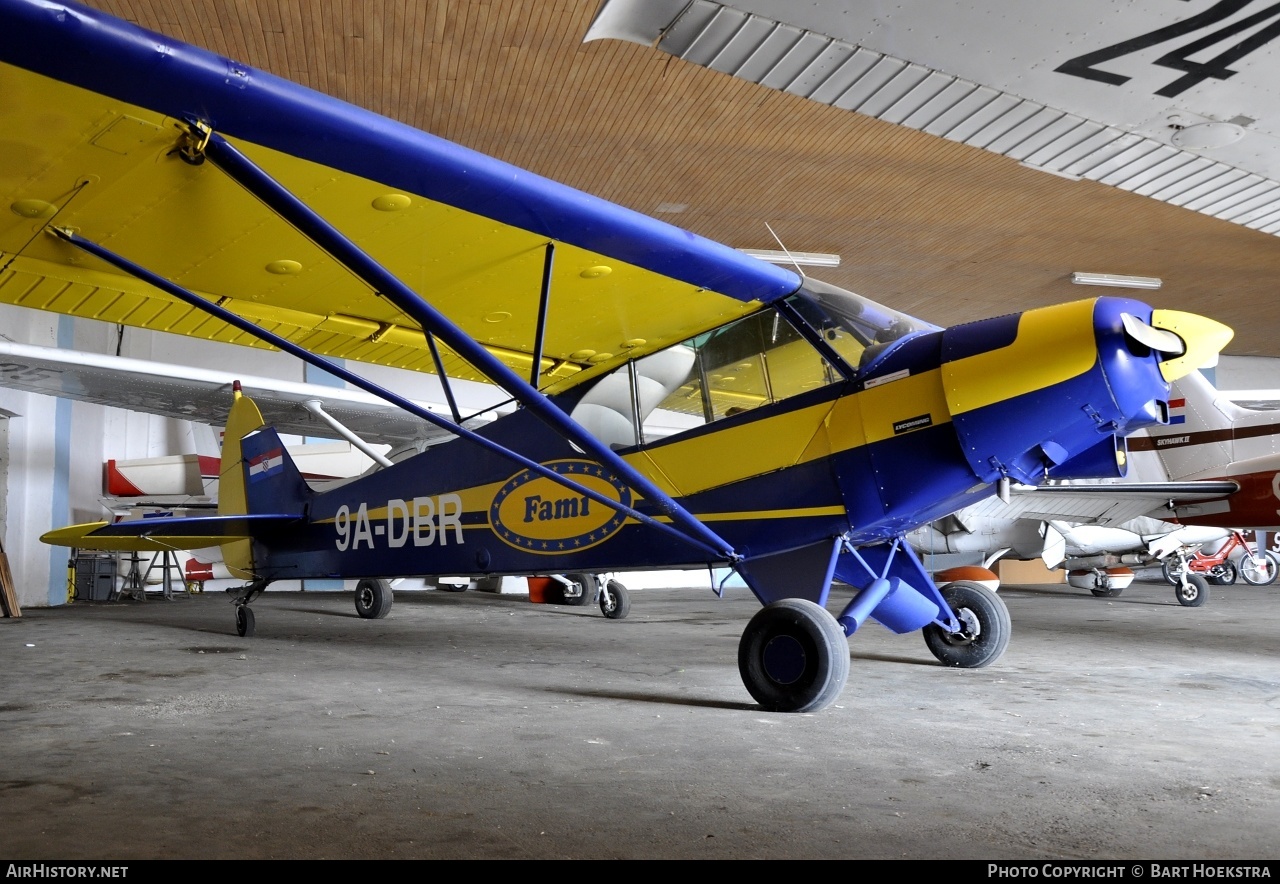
740;248;841;267
1071;272;1162;290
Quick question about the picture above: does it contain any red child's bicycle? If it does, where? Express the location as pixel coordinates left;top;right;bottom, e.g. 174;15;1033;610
1163;530;1279;588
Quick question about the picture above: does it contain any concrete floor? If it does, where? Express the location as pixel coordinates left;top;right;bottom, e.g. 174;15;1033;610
2;578;1278;860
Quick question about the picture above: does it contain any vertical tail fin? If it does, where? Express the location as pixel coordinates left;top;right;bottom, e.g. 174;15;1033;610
218;388;263;578
216;388;310;578
238;426;312;516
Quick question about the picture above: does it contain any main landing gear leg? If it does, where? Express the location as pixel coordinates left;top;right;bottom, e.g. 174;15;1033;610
735;537;1015;713
829;538;1011;669
228;578;270;637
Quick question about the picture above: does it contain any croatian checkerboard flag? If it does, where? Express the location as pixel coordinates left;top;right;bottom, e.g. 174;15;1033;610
1168;398;1186;425
247;448;284;482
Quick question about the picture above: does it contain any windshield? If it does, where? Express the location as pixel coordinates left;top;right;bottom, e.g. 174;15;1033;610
789;278;940;372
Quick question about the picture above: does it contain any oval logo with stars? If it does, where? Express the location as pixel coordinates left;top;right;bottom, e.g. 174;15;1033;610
490;460;632;554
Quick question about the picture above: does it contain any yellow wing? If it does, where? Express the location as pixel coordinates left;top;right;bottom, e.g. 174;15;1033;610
0;2;800;391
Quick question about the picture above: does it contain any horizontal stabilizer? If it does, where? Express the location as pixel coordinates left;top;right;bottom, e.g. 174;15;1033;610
42;514;300;552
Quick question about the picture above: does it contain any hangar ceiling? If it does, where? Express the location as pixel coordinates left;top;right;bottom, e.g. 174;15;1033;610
77;0;1280;358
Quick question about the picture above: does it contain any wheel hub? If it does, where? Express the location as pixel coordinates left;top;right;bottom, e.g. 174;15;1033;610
943;607;982;645
761;635;807;685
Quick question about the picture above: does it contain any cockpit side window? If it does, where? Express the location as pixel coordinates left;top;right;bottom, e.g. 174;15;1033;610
568;279;937;449
568;307;842;447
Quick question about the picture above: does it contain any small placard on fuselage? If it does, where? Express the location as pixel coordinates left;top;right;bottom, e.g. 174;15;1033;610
893;413;933;435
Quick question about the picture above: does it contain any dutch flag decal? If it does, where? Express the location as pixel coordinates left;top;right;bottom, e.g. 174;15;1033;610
1168;398;1186;425
247;447;285;482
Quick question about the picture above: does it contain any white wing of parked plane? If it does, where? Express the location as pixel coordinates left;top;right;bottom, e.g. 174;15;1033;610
0;340;475;446
972;480;1240;527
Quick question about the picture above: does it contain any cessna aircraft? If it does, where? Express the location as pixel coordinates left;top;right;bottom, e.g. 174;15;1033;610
0;1;1232;712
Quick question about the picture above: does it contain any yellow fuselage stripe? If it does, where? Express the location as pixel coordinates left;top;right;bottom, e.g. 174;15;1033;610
942;299;1098;415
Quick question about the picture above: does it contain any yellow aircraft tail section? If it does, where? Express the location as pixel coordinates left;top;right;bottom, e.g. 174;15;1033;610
218;387;266;579
40;522;238;552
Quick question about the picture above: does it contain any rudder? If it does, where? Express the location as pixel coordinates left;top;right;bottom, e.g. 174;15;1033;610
219;390;314;578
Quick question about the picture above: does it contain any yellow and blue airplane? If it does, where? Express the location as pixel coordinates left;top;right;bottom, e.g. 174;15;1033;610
0;0;1231;711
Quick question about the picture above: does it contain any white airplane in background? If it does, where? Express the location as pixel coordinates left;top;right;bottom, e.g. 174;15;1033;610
0;338;702;498
0;339;468;592
0;339;478;467
909;369;1280;605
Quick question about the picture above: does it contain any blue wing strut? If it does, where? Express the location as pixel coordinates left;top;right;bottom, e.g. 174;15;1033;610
49;227;734;563
192;129;743;562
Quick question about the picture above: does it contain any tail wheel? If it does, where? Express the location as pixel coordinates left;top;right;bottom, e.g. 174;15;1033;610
354;578;394;619
1174;574;1209;607
235;604;255;638
923;581;1011;668
599;579;630;620
738;599;849;713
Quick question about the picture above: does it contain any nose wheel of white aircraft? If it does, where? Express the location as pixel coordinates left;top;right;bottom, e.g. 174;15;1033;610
599;579;630;619
738;599;850;713
354;578;394;619
922;581;1010;668
1174;573;1209;607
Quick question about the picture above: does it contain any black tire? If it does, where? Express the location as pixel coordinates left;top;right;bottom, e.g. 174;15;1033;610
1174;573;1209;607
1240;551;1279;586
562;573;597;607
235;605;255;638
737;599;849;713
1208;563;1237;586
599;579;630;620
1089;576;1125;598
354;578;393;619
923;581;1011;668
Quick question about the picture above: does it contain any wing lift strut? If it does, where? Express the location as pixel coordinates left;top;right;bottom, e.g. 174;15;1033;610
50;126;741;567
